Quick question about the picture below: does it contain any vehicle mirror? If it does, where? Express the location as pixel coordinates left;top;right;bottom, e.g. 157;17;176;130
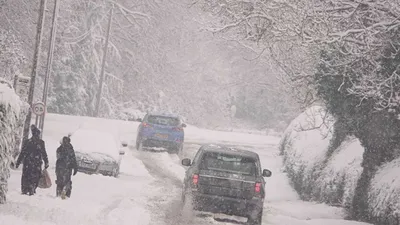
119;150;125;156
262;169;272;177
121;141;128;147
181;158;191;166
181;123;187;128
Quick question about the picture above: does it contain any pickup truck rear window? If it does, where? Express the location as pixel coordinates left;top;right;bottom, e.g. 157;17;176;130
200;152;257;176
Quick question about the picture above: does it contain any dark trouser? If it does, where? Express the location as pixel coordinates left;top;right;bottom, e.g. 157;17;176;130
56;168;73;197
21;164;41;195
56;181;72;197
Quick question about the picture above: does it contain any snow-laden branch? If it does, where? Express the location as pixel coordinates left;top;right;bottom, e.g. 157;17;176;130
108;0;151;20
195;0;400;110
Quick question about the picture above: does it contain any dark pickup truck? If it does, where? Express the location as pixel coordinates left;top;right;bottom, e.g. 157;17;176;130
181;144;272;225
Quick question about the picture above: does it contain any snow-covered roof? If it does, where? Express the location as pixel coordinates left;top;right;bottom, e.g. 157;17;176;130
70;129;120;160
147;111;181;118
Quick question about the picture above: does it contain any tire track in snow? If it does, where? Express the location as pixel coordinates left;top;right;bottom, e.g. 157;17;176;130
136;152;183;186
99;198;124;223
137;153;183;225
131;144;235;225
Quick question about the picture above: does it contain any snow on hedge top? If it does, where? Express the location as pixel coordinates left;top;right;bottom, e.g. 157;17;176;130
0;78;20;115
368;157;400;219
315;137;364;207
283;105;333;136
325;138;363;172
281;106;335;172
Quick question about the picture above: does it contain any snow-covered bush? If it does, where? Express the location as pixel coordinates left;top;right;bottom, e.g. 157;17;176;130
0;79;23;203
11;98;28;159
280;106;364;209
280;105;334;198
368;158;400;225
313;137;364;208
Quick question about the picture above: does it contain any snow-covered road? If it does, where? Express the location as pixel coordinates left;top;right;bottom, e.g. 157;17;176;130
0;114;370;225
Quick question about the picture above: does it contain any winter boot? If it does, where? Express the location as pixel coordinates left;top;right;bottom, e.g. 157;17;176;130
65;181;72;198
61;190;66;199
61;186;67;200
56;188;61;197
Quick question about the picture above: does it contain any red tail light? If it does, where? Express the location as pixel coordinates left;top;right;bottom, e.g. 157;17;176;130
142;122;151;128
192;174;199;185
255;182;262;193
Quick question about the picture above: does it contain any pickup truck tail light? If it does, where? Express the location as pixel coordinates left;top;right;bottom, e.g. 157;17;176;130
192;174;199;186
173;127;183;131
255;182;261;193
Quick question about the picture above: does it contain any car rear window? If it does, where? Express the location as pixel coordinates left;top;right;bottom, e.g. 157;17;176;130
147;115;180;126
200;152;257;176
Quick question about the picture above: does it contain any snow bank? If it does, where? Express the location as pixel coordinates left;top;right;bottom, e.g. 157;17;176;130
115;108;145;122
212;127;282;137
0;80;24;203
280;106;334;197
119;150;152;179
368;158;400;224
185;124;280;147
306;219;371;225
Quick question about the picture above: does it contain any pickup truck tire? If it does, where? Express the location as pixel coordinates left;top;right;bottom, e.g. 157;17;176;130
167;145;181;155
180;193;194;223
247;210;263;225
112;166;120;178
178;145;183;157
137;141;143;151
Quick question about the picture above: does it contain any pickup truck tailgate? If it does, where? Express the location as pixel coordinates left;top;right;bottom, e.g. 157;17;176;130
197;171;255;199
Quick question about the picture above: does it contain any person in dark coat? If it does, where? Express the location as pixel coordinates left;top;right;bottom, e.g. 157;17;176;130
55;136;78;198
16;125;49;195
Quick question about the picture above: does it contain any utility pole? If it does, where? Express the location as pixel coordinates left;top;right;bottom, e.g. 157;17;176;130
39;0;60;138
22;0;47;143
94;6;113;117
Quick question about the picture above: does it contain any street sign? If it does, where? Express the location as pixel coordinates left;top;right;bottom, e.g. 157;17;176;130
32;102;45;116
15;75;30;102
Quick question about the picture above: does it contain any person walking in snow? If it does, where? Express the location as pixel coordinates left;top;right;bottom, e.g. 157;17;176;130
16;125;49;195
55;136;78;199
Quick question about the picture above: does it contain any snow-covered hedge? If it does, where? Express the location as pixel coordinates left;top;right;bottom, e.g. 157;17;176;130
313;138;363;208
281;105;400;224
280;106;364;208
280;106;334;198
368;158;400;224
0;79;25;203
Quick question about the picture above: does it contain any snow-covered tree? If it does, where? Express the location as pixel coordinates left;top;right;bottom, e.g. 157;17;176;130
0;79;24;203
195;0;400;109
0;29;26;82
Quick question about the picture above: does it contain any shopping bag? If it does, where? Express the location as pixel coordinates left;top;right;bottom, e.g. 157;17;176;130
38;169;52;189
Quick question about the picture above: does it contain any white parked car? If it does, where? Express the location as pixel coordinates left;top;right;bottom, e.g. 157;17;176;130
69;129;127;177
